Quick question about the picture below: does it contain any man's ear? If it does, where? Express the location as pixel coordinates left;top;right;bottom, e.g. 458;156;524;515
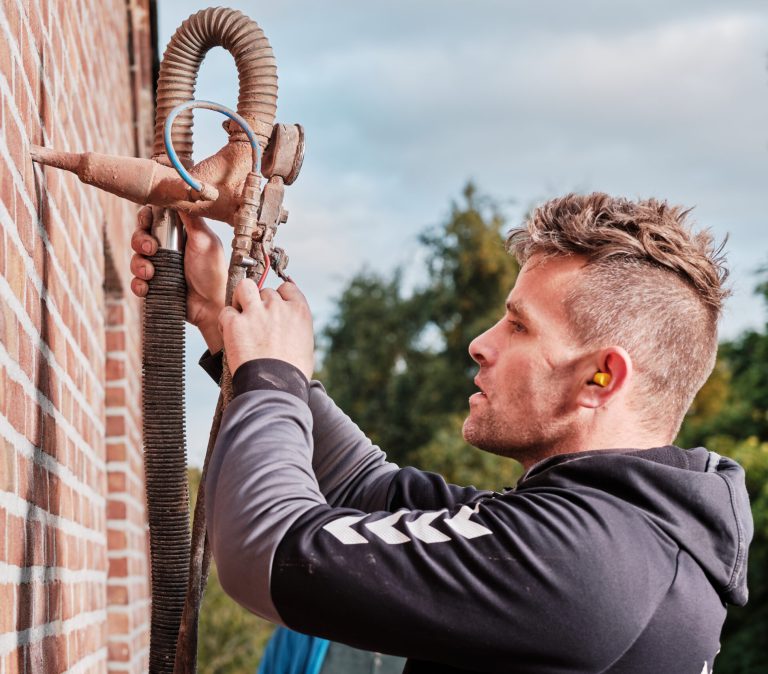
576;347;632;409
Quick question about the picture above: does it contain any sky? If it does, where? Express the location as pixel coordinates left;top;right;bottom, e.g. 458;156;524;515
154;1;768;466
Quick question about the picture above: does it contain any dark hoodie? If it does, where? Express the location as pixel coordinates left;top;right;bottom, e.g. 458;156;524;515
203;356;753;674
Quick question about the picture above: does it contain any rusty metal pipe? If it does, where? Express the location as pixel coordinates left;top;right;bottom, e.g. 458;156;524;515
28;142;259;224
152;6;278;185
29;145;219;206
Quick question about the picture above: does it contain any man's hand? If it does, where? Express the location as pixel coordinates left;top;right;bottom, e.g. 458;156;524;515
219;280;315;381
130;206;227;352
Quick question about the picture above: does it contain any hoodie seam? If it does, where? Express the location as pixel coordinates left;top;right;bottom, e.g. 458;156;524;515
716;471;746;595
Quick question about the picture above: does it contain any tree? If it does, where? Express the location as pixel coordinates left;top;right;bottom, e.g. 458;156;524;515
677;265;768;672
320;182;522;486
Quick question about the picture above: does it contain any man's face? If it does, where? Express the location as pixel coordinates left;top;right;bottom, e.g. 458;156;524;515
463;254;591;463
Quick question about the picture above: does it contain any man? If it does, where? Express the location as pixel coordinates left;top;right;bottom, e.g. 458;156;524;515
131;193;752;673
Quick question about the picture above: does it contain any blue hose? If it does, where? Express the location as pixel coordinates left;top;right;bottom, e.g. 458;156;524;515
163;99;262;193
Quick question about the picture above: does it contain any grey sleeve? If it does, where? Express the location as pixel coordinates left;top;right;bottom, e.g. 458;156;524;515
307;380;398;511
205;389;326;624
199;351;398;511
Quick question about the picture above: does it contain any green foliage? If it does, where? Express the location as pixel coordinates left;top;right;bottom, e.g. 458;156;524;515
677;267;768;672
321;182;520;479
319;271;435;462
189;468;275;673
705;438;768;673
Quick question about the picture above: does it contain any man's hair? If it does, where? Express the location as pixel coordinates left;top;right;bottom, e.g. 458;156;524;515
506;193;729;437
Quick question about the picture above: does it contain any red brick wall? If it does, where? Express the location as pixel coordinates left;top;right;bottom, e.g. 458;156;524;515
0;1;155;671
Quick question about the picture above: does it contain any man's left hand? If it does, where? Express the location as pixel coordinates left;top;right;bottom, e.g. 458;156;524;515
219;279;315;380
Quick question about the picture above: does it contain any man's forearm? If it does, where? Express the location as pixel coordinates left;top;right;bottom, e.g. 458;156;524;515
198;317;224;354
198;350;398;510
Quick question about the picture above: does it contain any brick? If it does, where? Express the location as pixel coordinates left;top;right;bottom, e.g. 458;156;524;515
0;508;5;562
0;154;14;213
106;416;125;436
0;25;12;78
106;500;126;520
16;193;34;255
31;462;48;511
7;514;25;566
18;329;33;379
3;651;21;674
24;639;44;674
16;581;32;631
47;579;62;622
105;384;125;407
106;584;128;606
108;557;127;578
47;470;60;516
59;483;72;521
107;471;125;492
107;610;128;636
0;438;15;492
6;104;24;168
42;634;64;674
16;453;30;500
105;357;125;380
45;522;55;562
107;529;126;550
4;239;26;304
54;528;67;568
106;442;126;462
8;380;25;434
105;330;125;352
108;641;130;662
0;583;13;632
24;280;41;327
27;518;44;566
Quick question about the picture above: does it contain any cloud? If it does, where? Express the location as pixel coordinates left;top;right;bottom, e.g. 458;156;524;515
158;2;768;465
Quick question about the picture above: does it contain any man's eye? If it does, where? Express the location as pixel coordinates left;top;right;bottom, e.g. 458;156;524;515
509;320;526;333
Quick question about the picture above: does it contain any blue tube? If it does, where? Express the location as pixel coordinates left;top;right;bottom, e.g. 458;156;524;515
163;99;262;193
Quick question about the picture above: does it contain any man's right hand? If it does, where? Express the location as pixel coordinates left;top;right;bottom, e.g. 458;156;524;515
130;206;227;353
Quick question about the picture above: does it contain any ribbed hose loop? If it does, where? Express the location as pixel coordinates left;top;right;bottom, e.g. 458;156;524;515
142;249;189;674
152;7;278;162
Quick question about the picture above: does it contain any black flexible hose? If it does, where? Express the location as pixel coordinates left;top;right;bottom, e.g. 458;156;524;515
142;248;190;674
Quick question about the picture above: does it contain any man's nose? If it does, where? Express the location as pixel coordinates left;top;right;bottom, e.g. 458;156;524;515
469;325;496;365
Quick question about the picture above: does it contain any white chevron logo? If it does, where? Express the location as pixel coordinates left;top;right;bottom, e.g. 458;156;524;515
406;510;451;543
444;504;493;539
322;505;493;545
365;510;411;544
322;514;368;544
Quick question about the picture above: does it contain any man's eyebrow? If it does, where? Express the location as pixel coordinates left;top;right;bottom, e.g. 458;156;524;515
505;299;531;323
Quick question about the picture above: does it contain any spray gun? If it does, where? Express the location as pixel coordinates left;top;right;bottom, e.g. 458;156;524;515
29;8;303;673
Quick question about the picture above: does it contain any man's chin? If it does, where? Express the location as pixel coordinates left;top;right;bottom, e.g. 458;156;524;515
462;415;530;460
463;416;501;453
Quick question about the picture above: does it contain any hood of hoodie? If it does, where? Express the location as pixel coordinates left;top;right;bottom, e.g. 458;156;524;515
516;445;753;606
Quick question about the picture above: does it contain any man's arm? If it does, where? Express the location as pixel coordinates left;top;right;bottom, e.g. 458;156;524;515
206;374;678;670
130;209;481;513
199;348;400;511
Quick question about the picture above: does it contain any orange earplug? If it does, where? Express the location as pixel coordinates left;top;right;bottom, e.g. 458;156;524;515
592;372;612;387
